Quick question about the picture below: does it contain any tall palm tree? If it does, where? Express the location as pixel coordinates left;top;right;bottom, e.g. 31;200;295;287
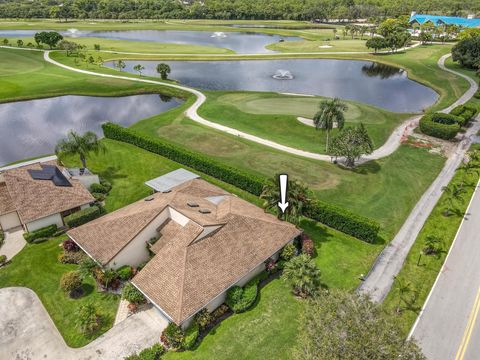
260;174;312;225
313;98;347;152
55;131;105;170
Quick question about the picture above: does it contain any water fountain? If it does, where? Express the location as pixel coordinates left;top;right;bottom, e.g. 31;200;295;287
272;69;294;80
65;28;81;37
211;31;227;38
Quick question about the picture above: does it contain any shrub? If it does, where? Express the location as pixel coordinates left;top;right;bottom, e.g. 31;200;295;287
301;234;314;257
211;304;229;320
58;250;86;264
0;255;7;265
182;323;199;350
60;271;82;293
475;90;480;99
450;105;478;126
226;278;258;313
0;229;4;246
77;303;101;334
32;237;48;244
194;308;213;330
122;283;145;304
419;113;461;140
90;183;109;194
79;257;98;279
162;323;184;349
452;37;480;69
64;205;105;228
62;239;79;252
92;192;106;202
23;224;58;243
100;178;112;192
102;123;266;196
282;254;321;297
117;265;133;280
305;200;380;243
280;243;296;261
103;123;380;242
137;343;165;360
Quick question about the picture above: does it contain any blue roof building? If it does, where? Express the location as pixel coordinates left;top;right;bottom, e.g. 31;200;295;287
409;13;480;28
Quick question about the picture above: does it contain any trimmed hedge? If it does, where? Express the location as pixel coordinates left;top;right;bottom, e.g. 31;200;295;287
102;122;265;196
23;224;57;243
117;265;133;281
90;183;109;194
102;123;380;242
419;113;461;140
65;205;105;228
305;200;380;243
450;105;478;126
226;277;259;313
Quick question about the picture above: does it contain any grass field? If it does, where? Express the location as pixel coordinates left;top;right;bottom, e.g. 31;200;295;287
0;236;120;347
383;144;480;336
0;48;188;103
198;91;411;153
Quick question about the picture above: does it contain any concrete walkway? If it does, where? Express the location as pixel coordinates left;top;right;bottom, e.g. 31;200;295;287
357;55;479;302
0;287;168;360
0;227;26;261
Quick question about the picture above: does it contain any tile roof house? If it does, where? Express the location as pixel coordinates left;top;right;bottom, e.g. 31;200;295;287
0;158;95;232
68;170;301;328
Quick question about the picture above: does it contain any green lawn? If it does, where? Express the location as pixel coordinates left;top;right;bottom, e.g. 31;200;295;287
0;236;120;347
198;91;411;153
383;144;480;336
0;48;188;103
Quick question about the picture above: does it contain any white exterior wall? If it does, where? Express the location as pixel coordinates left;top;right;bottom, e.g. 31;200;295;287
26;213;63;232
77;174;99;189
107;208;170;269
169;208;190;226
235;262;266;287
0;211;21;230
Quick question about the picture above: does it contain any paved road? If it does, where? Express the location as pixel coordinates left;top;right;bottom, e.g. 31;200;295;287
0;287;168;360
409;180;480;360
358;55;479;302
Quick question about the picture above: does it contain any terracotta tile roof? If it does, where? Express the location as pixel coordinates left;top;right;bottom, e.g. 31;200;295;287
0;183;15;215
69;177;301;324
1;161;94;223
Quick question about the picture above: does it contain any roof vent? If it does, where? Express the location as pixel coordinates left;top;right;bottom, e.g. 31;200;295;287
199;208;212;214
144;196;154;201
187;201;199;208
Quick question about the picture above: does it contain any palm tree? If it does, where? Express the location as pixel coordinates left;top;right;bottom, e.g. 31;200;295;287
393;276;412;313
441;183;466;216
260;174;311;225
282;254;321;297
156;63;171;80
313;98;347;152
55;131;105;170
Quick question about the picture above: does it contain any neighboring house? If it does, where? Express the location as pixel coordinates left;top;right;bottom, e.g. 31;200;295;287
0;157;95;232
68;169;301;328
409;12;480;28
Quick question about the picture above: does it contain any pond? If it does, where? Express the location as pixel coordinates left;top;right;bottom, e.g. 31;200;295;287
0;94;182;165
106;59;438;112
0;29;300;54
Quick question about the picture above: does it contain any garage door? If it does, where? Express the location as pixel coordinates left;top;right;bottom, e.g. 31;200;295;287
0;211;22;230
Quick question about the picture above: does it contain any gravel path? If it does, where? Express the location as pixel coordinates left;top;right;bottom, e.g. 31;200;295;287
358;54;479;302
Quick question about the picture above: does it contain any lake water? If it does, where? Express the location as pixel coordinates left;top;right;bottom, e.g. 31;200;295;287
107;59;438;112
0;29;300;53
0;94;182;165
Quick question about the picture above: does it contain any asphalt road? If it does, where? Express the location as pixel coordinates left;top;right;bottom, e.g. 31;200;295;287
410;180;480;360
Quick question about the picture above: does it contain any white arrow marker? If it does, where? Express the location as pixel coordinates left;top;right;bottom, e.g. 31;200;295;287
278;174;289;213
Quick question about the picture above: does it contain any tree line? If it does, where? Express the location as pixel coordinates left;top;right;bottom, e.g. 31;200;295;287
0;0;478;21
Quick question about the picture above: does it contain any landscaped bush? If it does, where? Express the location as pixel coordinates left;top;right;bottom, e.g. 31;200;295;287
475;90;480;99
122;283;145;304
64;205;105;228
280;243;296;261
102;123;266;196
100;178;112;192
194;308;213;330
211;304;229;320
62;239;79;252
92;192;106;202
305;200;380;243
0;255;7;265
117;265;133;281
161;323;184;349
90;183;109;194
182;322;199;350
419;113;461;140
301;233;314;257
226;278;259;313
450;105;478;126
102;123;380;242
125;343;166;360
60;271;82;293
77;303;101;334
58;250;86;264
23;224;58;243
0;229;4;247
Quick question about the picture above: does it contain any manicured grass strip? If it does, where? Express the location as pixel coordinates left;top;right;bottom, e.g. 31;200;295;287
0;237;120;348
383;145;480;335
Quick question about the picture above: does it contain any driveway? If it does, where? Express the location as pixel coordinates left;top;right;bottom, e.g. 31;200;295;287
409;180;480;359
0;227;26;261
0;287;168;360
